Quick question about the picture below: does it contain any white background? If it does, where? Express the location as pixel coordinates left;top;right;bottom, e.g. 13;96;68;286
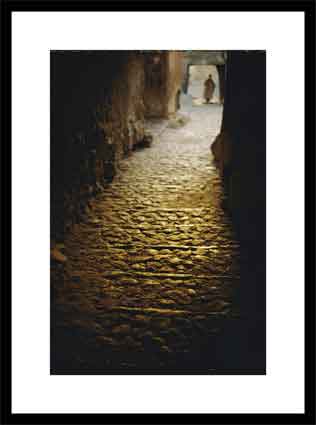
12;12;305;414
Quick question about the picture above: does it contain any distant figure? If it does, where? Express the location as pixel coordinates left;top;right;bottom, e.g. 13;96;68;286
203;74;215;104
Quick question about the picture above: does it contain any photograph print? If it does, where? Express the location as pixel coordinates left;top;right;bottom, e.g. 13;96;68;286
50;50;266;375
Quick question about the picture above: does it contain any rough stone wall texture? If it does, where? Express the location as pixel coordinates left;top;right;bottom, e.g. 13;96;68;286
217;64;226;103
144;52;168;118
51;51;146;240
51;50;184;241
144;51;183;118
166;51;183;116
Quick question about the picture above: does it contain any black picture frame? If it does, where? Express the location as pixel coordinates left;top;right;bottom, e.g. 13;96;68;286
1;0;315;424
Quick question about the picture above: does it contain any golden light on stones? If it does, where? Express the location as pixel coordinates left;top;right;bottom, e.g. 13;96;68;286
50;50;264;375
51;99;240;372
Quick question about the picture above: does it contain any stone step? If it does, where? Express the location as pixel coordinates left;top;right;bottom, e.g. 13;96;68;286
106;305;234;317
104;243;237;251
102;270;239;280
95;206;216;212
98;224;228;229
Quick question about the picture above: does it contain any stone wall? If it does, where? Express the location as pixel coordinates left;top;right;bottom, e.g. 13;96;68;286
166;51;183;116
144;51;183;118
144;51;168;118
211;51;266;364
51;51;147;240
51;50;184;241
211;50;266;340
214;51;266;246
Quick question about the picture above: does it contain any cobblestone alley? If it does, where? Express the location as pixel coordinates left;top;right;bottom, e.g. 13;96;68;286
51;101;242;374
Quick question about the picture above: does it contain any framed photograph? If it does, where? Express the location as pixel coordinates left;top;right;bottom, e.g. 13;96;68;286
1;0;314;423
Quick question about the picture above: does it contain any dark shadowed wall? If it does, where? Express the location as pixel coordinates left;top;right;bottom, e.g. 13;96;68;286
51;51;147;239
219;51;266;370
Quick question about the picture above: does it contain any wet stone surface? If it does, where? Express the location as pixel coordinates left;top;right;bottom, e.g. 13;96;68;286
51;104;241;373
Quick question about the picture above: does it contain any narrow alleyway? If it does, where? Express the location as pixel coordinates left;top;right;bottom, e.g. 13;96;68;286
51;101;241;374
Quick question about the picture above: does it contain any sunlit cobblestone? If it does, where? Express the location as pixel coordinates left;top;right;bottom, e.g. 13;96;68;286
51;104;241;373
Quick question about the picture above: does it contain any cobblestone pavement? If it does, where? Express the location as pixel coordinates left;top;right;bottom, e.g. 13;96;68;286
51;103;242;374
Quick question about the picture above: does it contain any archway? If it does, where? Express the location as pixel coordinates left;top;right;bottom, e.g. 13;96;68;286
187;64;220;104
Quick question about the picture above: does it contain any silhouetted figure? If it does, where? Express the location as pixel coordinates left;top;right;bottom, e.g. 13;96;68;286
203;74;215;104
